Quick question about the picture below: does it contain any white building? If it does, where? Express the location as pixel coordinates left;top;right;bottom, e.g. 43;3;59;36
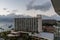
14;15;42;33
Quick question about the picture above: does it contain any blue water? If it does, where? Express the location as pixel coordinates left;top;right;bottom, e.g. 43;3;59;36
0;22;14;32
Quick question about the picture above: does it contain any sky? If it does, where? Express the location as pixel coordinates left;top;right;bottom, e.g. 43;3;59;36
0;0;57;16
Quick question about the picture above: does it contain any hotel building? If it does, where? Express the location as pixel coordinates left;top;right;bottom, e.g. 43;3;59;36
14;15;42;33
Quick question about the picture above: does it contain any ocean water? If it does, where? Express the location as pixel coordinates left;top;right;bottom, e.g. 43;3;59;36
0;22;14;32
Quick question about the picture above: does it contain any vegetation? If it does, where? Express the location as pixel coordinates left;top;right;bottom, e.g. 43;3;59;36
0;31;10;40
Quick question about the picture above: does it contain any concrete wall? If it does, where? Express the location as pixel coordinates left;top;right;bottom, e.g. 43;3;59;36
37;15;42;32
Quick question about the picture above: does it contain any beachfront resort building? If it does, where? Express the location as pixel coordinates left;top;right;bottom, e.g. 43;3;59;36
14;15;42;33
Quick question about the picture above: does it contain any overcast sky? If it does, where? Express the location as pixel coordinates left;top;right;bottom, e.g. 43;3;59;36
0;0;57;16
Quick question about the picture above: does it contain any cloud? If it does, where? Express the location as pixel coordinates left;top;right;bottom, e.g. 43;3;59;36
27;0;52;11
3;8;7;10
12;9;18;12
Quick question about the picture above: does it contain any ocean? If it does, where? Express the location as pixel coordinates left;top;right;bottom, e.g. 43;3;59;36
0;22;14;32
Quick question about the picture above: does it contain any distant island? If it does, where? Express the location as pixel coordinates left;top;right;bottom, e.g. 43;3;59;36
0;13;60;23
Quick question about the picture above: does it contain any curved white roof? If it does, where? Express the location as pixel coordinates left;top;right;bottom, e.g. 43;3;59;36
31;32;54;40
39;32;54;40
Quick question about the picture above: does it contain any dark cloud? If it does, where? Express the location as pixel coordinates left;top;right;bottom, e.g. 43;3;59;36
3;8;7;10
27;0;35;10
27;0;51;11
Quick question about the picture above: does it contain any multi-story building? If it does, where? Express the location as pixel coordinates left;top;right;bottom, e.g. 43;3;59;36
55;21;60;37
42;19;56;33
14;15;42;33
42;26;55;33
